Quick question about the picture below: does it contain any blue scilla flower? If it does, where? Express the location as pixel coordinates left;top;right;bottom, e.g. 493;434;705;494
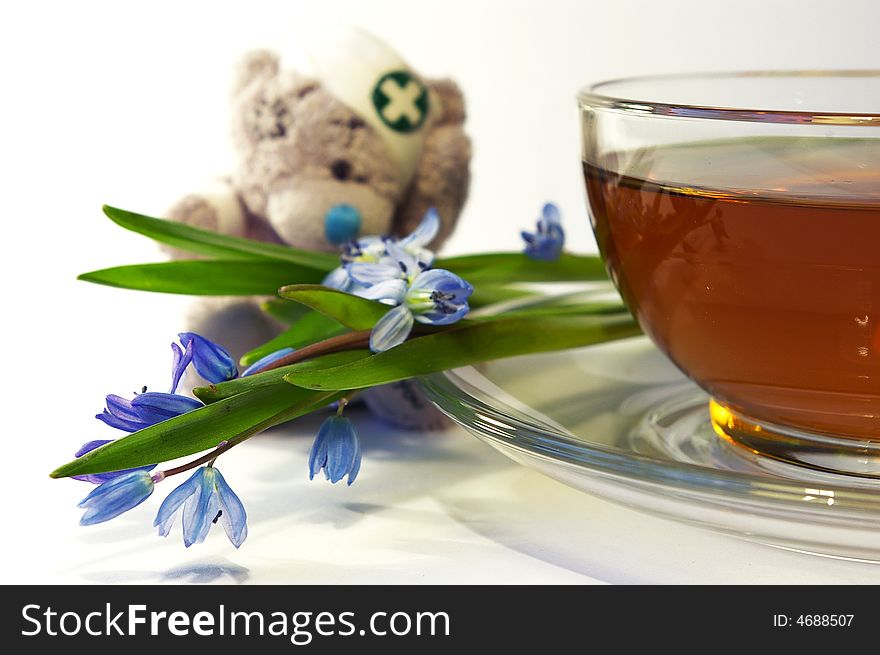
96;392;202;432
95;394;152;432
522;202;564;261
78;470;156;526
309;416;361;485
84;392;202;484
130;392;204;424
240;347;295;377
348;243;473;352
154;466;248;548
368;269;473;352
340;234;389;266
346;239;433;287
347;208;439;265
72;440;156;484
322;208;440;292
170;332;238;392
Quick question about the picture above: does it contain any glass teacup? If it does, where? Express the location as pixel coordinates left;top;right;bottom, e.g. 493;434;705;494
579;71;880;475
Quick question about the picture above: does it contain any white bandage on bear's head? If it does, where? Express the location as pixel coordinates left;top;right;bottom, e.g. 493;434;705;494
307;28;435;191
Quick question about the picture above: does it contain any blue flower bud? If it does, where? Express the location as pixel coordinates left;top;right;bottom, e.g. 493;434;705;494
240;347;296;377
78;470;155;526
177;332;238;383
96;394;154;433
309;416;361;485
129;392;203;424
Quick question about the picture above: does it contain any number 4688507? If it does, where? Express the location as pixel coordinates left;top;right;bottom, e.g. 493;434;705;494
796;615;854;627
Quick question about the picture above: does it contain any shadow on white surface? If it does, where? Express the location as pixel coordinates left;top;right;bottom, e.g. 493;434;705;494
83;560;251;584
435;467;880;584
25;407;880;584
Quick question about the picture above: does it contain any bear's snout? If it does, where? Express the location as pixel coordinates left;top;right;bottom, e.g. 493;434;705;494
265;180;395;252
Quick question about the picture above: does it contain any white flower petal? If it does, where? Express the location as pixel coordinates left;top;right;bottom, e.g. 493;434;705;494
347;262;402;285
399;207;440;249
354;279;407;305
322;266;352;291
369;304;415;352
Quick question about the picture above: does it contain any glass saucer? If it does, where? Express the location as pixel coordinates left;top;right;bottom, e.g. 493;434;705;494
422;332;880;561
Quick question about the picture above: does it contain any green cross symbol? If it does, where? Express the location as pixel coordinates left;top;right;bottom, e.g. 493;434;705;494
371;70;429;133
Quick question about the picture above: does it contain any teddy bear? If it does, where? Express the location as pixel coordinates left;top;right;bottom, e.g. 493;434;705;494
168;30;470;254
165;30;472;429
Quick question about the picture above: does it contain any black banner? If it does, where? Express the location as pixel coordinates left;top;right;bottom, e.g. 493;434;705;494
5;585;873;651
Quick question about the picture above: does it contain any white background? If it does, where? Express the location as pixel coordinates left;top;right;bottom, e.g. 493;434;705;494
2;0;880;583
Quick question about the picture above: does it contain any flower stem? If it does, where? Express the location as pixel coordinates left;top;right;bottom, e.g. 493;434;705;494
158;391;347;481
157;325;416;480
160;441;236;479
252;330;373;374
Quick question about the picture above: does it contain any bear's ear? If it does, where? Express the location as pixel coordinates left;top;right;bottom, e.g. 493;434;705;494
233;50;280;95
426;78;466;126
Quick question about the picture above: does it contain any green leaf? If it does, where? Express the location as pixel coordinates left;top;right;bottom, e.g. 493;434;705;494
102;205;338;270
278;284;390;330
469;300;628;322
241;310;348;367
436;252;608;283
260;298;312;324
50;384;341;478
77;260;325;295
467;284;537;308
195;350;372;403
283;313;641;391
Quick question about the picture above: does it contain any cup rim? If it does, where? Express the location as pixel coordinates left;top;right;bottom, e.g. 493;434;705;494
577;70;880;126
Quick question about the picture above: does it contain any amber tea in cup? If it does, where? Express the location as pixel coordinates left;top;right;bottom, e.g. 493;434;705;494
579;72;880;473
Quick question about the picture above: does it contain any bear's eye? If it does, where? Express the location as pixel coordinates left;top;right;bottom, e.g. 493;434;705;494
330;160;352;181
250;97;289;140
